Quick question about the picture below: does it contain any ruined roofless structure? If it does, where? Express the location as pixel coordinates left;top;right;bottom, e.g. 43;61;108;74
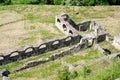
15;13;120;72
113;34;120;50
0;13;119;67
55;13;110;43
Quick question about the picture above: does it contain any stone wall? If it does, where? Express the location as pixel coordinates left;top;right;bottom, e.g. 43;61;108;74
0;13;110;67
77;20;91;31
0;34;81;65
55;13;110;44
113;34;120;50
55;13;79;35
94;44;105;55
15;39;88;72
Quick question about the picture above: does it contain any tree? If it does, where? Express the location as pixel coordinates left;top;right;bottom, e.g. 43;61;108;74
3;0;11;5
108;0;117;5
46;0;53;4
53;0;61;5
0;0;4;3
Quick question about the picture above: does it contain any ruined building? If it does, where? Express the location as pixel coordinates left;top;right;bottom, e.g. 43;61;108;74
113;34;120;50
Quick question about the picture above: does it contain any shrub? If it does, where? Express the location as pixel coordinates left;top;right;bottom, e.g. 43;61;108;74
3;0;11;5
57;66;79;80
69;71;78;79
53;0;61;5
57;66;70;80
0;0;4;3
12;0;39;4
83;66;92;78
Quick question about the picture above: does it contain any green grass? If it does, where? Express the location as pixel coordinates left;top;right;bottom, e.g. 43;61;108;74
99;41;120;53
9;62;62;80
73;59;120;80
65;48;101;64
85;29;94;34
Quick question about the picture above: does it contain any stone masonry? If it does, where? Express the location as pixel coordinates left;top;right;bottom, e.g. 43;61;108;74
0;13;119;67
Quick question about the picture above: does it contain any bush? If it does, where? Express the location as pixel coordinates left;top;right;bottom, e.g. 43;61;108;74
1;0;11;5
57;66;70;80
0;0;119;6
83;66;92;78
108;0;117;5
53;0;61;5
12;0;39;4
0;0;4;3
69;71;78;79
57;66;79;80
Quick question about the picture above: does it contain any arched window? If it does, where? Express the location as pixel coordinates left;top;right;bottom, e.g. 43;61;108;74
39;44;47;49
25;47;33;53
10;52;19;57
63;24;67;31
0;57;3;60
65;36;72;42
52;41;60;45
57;19;61;23
69;30;73;34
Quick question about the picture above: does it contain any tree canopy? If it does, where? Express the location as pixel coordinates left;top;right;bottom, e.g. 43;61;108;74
0;0;119;5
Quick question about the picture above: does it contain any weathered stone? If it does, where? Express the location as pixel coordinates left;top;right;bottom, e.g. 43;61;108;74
0;69;10;77
113;34;120;50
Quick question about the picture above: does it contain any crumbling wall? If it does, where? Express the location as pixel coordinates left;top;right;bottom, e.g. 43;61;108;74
55;13;79;35
113;34;120;50
77;20;91;31
15;39;88;72
0;35;81;65
94;44;105;55
0;13;111;67
55;13;109;43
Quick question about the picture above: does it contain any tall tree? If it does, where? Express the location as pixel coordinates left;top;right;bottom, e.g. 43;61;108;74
3;0;11;5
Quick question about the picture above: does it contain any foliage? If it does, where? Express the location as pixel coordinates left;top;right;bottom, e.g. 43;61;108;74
73;59;120;80
11;0;39;4
57;66;78;80
0;0;11;5
82;66;92;78
57;66;70;80
0;0;4;3
108;0;117;5
0;0;119;5
53;0;61;5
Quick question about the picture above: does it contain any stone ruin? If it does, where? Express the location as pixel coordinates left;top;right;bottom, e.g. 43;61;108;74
0;69;10;80
55;13;110;44
14;13;120;72
0;13;120;72
113;34;120;50
0;35;81;65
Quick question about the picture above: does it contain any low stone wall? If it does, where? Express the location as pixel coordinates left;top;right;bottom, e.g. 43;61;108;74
74;52;120;71
94;44;105;55
0;34;81;65
15;39;88;72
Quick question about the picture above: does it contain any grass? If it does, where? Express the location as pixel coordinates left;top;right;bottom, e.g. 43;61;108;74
1;46;102;80
85;29;94;34
65;48;101;64
99;41;120;53
9;61;62;80
73;59;120;80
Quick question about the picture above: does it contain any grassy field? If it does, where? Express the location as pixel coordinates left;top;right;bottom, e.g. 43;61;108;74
0;5;120;52
0;5;120;80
